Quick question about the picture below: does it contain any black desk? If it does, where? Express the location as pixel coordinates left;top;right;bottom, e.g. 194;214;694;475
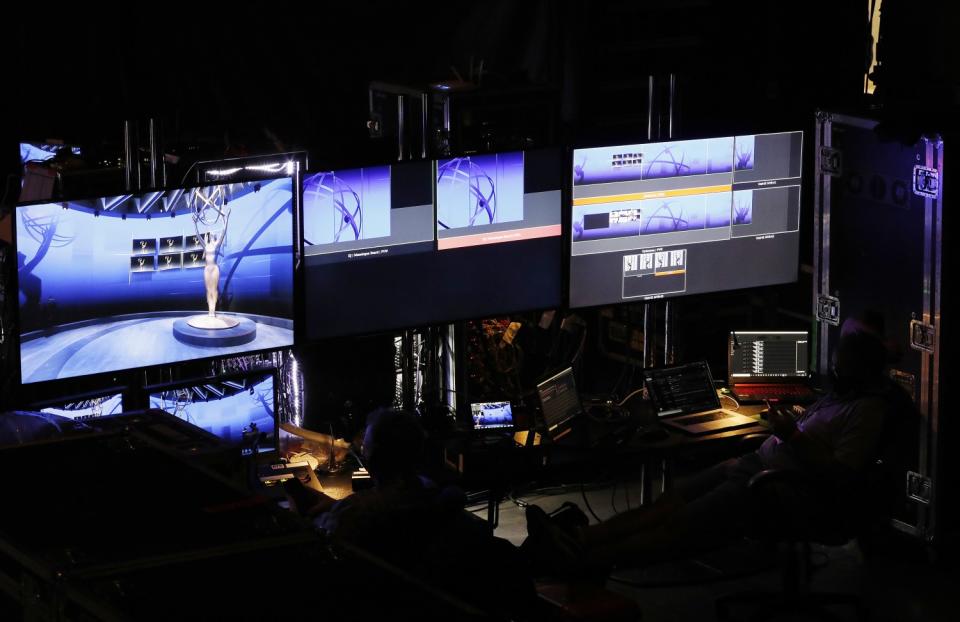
437;401;773;524
535;399;772;506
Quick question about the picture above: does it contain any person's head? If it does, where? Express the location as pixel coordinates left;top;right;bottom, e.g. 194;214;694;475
832;317;888;392
361;408;425;486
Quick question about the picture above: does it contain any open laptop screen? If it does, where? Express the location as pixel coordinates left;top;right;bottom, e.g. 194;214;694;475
728;331;809;381
537;367;581;435
643;361;721;417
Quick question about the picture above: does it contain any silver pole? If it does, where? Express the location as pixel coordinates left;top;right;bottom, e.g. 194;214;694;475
123;120;133;192
148;118;158;189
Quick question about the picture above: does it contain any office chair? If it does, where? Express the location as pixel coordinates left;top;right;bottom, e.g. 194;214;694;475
714;465;876;622
716;388;917;622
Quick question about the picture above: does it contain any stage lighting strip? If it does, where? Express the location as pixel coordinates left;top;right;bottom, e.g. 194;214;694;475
572;184;732;206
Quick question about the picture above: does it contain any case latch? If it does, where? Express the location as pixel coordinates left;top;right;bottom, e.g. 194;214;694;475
820;147;842;176
906;471;933;505
913;165;939;198
909;319;935;353
816;294;840;326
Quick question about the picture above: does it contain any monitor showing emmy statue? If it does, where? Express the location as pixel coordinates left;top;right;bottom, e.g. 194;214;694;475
14;178;295;384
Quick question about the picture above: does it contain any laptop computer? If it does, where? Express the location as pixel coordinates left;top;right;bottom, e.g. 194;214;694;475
643;361;758;435
470;401;515;435
536;367;582;441
728;331;818;404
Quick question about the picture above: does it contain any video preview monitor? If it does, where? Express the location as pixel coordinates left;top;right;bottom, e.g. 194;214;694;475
14;178;295;384
569;131;802;307
302;149;562;339
20;142;81;164
36;390;124;421
148;371;277;454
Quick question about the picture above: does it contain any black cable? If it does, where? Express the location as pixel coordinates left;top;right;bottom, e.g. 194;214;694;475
610;478;619;515
580;481;602;522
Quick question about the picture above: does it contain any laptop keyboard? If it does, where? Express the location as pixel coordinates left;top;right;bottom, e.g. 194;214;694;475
680;411;731;425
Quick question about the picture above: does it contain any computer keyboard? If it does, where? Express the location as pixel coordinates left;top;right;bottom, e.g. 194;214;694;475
681;411;731;425
732;384;817;402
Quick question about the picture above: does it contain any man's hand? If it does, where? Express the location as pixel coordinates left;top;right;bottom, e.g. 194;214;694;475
766;405;799;442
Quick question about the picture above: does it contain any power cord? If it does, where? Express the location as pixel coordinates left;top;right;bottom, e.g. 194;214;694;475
580;481;602;522
616;387;646;407
720;393;741;410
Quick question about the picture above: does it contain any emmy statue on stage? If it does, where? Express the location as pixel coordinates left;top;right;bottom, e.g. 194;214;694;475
187;186;236;330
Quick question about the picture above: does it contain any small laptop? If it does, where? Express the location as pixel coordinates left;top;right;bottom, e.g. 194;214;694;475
536;367;582;441
470;401;515;435
643;361;758;435
728;331;818;404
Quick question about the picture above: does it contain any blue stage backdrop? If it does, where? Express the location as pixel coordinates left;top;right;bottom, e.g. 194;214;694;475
16;178;294;384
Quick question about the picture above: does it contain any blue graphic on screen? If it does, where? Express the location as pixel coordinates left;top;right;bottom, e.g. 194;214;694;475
437;151;524;230
573;191;736;241
705;192;732;228
642;195;706;234
471;401;514;429
573;137;737;185
302;166;391;245
150;374;275;453
16;178;294;384
20;143;81;164
735;135;755;171
40;393;123;420
733;190;753;225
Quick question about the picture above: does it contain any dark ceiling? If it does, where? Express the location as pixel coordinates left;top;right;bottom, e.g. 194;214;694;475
3;0;955;176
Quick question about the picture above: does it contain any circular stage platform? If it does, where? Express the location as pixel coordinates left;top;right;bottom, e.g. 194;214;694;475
173;315;257;347
187;315;240;329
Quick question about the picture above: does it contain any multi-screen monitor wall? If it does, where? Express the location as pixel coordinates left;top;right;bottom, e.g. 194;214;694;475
569;131;803;307
303;149;564;339
12;133;802;387
149;371;277;454
14;178;295;384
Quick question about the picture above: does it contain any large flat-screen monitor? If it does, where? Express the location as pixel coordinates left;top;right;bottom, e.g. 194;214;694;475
14;178;295;384
148;370;278;454
569;131;802;307
302;149;562;339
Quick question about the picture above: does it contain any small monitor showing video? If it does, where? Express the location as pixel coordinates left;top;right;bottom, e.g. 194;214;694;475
470;401;514;430
37;391;124;421
149;371;277;454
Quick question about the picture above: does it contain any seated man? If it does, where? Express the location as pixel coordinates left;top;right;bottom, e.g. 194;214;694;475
285;408;536;616
527;318;909;573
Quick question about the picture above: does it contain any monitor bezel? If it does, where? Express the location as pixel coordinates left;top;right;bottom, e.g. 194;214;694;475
11;175;297;387
300;148;565;341
567;130;805;311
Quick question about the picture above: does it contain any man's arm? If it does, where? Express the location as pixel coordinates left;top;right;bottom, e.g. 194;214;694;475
767;399;885;477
